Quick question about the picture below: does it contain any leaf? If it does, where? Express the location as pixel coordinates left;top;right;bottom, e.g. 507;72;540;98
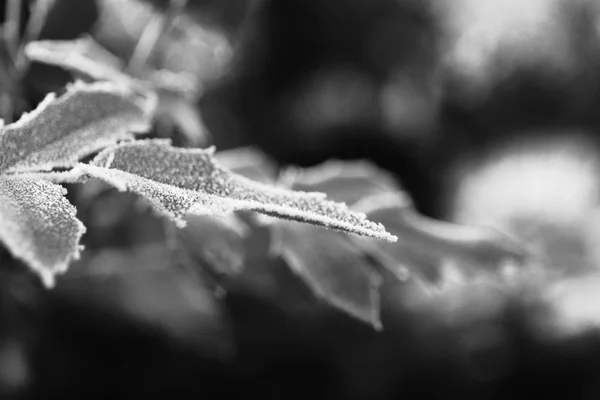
352;192;529;285
0;81;154;174
26;38;207;145
58;243;232;354
271;222;383;329
177;213;249;281
284;160;529;285
25;38;198;97
24;38;141;92
215;146;279;184
75;139;396;241
0;176;85;288
285;159;401;205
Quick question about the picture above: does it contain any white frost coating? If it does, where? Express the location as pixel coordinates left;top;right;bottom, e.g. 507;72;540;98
78;164;216;228
8;92;57;130
0;81;152;174
0;177;86;288
85;140;397;241
5;168;91;185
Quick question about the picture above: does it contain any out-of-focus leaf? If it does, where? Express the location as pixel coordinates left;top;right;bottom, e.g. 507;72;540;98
58;244;232;354
24;38;144;92
25;38;200;97
353;192;529;285
75;139;396;240
26;38;207;145
215;146;279;184
283;160;528;287
155;90;208;146
0;81;153;174
271;221;383;329
95;0;232;83
177;213;249;281
0;176;85;288
285;159;401;205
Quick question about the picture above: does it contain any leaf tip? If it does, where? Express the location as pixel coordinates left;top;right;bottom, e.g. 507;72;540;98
40;269;56;289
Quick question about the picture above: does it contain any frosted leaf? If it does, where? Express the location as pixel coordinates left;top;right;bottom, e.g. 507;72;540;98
0;176;85;288
26;38;206;145
78;140;396;240
24;38;143;92
271;221;383;329
0;81;153;174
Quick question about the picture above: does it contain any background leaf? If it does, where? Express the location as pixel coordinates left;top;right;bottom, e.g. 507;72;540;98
0;81;153;174
25;37;144;92
0;176;85;287
293;160;528;279
177;213;249;284
271;221;383;329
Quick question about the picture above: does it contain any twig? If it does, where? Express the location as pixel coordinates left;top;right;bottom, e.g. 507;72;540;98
127;0;187;75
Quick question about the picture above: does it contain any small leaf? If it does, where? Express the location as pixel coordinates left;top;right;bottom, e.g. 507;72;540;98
287;159;401;205
177;213;249;280
0;176;85;287
271;221;383;329
25;38;197;97
24;38;141;92
215;146;279;184
0;81;154;174
76;139;396;241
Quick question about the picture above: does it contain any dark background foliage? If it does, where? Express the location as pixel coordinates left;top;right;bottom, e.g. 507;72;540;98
3;0;600;399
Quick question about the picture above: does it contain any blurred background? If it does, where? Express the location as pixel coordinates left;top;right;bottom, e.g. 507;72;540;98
4;0;600;398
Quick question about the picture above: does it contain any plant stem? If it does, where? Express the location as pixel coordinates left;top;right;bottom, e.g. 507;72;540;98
127;0;188;75
3;0;22;63
15;0;56;74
